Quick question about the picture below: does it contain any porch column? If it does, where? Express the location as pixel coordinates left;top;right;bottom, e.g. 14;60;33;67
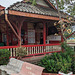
43;22;46;45
61;34;64;42
6;24;9;46
18;24;21;46
18;21;24;46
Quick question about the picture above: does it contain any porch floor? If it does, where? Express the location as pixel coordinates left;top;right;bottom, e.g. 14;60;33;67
21;54;52;64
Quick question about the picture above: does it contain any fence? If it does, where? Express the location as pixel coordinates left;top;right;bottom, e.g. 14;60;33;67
0;44;61;57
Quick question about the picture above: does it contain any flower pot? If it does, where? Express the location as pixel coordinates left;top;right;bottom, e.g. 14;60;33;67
42;73;58;75
58;71;73;75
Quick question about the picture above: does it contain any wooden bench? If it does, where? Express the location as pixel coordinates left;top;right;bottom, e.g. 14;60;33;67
11;62;44;75
0;58;24;75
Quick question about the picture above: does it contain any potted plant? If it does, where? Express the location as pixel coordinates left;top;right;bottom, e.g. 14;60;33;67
16;47;27;59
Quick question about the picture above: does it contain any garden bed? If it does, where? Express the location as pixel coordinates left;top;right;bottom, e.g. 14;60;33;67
42;73;58;75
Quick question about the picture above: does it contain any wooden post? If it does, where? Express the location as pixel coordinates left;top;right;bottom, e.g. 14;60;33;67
18;25;21;46
61;34;64;42
5;14;20;40
6;24;9;46
43;22;46;45
43;22;46;52
18;20;24;46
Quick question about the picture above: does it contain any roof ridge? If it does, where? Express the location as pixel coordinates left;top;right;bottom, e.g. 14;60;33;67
44;0;57;10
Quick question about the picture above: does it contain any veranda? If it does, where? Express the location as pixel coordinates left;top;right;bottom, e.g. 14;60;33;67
0;0;68;57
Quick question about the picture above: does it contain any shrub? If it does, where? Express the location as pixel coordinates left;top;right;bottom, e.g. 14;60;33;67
38;52;72;73
38;42;75;74
61;42;75;73
71;56;75;74
16;47;27;58
0;49;10;65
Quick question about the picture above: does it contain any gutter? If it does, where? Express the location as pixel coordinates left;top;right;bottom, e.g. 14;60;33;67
4;10;20;41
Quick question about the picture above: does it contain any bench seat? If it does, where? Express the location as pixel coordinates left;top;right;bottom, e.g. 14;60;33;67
11;62;44;75
0;58;24;75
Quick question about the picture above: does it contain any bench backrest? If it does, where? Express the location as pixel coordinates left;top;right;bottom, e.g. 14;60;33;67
8;58;24;72
19;62;44;75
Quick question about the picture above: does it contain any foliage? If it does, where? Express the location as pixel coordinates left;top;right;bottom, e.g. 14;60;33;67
49;0;75;16
54;17;74;41
71;56;75;74
61;42;75;73
16;47;27;57
0;49;10;65
38;43;75;74
24;0;75;16
24;0;36;5
38;52;72;73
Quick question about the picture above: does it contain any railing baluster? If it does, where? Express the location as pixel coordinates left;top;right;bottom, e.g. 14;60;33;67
32;47;33;54
10;48;12;57
13;48;15;57
30;47;31;54
36;47;37;54
41;46;43;53
27;47;28;55
34;47;35;54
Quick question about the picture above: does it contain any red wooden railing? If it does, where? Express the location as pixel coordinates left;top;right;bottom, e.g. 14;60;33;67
22;44;61;56
66;31;75;39
0;44;61;57
0;46;19;57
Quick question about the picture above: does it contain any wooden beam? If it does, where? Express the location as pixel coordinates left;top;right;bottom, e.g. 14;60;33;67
66;31;75;39
43;22;46;45
6;24;9;46
46;0;57;10
5;14;20;40
10;21;19;33
8;10;60;21
17;18;25;46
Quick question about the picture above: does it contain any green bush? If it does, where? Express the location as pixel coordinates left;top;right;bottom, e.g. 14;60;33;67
38;52;72;73
38;42;75;74
71;56;75;74
0;49;10;65
61;42;75;73
16;47;27;57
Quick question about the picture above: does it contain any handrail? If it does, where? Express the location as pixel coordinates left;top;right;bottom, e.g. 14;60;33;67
22;43;60;47
0;46;19;49
0;43;61;49
66;31;75;39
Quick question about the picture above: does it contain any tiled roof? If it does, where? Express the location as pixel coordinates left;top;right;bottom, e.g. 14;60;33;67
0;5;5;10
7;2;67;18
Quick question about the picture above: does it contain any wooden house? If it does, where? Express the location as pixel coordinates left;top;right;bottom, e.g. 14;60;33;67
0;0;68;57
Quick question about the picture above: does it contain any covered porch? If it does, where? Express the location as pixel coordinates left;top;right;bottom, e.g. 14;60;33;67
0;14;61;57
0;0;65;57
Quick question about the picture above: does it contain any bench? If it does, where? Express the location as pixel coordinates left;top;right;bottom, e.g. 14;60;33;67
11;62;44;75
0;58;24;75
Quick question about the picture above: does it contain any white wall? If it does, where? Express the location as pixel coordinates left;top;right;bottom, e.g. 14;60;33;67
72;26;75;32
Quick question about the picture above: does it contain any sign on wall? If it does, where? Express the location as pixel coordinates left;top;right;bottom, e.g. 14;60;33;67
28;30;35;43
47;35;61;41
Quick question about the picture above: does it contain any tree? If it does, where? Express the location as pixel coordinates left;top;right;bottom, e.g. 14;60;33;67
24;0;75;16
49;0;75;16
